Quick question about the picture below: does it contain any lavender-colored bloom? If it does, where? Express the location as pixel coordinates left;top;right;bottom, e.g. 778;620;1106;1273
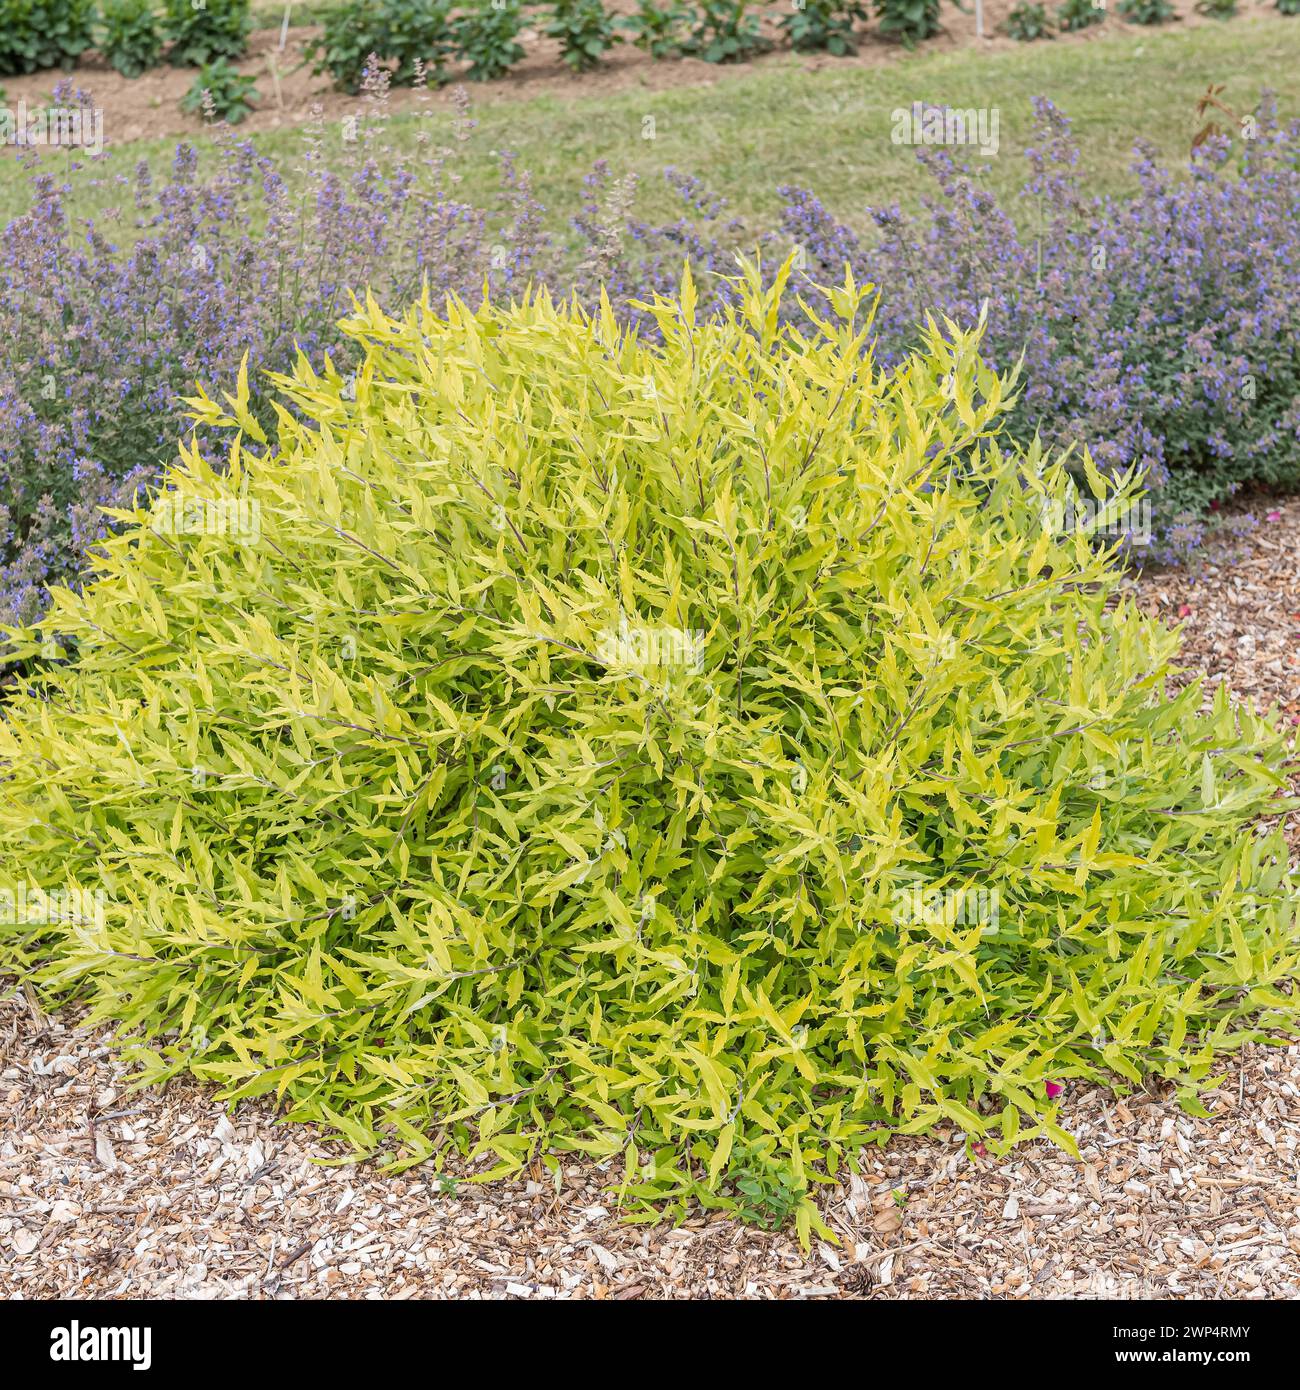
2;84;1296;623
0;69;734;625
776;96;1299;563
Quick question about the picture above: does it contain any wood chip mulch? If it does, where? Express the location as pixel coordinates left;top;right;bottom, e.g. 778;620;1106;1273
1133;498;1300;723
3;500;1300;1300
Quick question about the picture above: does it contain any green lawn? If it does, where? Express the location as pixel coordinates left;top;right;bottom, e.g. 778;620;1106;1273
5;19;1299;236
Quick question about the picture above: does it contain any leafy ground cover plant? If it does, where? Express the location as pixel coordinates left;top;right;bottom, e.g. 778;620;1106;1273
1194;0;1237;15
100;0;165;78
685;0;772;61
381;0;456;82
1056;0;1104;30
454;0;527;80
1116;0;1177;22
181;58;261;124
874;0;941;45
545;0;621;71
780;0;868;54
728;1144;804;1228
1005;2;1054;37
312;0;456;92
2;261;1296;1236
0;0;96;77
163;0;252;66
622;0;695;55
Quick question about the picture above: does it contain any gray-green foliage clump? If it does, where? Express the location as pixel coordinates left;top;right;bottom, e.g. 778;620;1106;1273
1;262;1297;1239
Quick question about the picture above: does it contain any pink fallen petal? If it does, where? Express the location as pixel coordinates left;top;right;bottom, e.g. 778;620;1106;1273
1045;1081;1064;1100
1267;510;1282;522
1177;604;1192;618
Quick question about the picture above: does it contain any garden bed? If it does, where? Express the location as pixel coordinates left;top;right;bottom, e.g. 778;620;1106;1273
4;506;1299;1301
3;0;1299;1307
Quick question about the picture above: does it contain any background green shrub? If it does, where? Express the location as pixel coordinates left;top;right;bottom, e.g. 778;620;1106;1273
100;0;165;79
1056;0;1104;30
163;0;251;66
376;0;455;84
780;0;867;54
873;0;940;45
1117;0;1177;22
2;264;1297;1235
181;55;260;122
1005;1;1054;37
312;0;455;92
454;0;526;80
621;0;694;55
0;0;96;77
684;0;771;60
311;0;384;92
545;0;620;71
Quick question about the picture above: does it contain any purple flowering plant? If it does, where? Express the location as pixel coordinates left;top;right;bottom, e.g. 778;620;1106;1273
0;68;738;627
2;79;1298;625
779;96;1300;561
